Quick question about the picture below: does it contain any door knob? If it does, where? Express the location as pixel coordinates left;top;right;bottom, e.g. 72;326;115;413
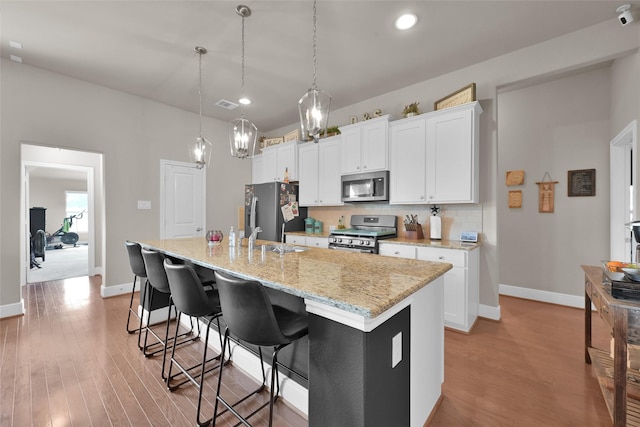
196;227;202;232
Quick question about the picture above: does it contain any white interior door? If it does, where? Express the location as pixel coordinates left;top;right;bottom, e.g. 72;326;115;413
610;120;637;262
161;160;205;239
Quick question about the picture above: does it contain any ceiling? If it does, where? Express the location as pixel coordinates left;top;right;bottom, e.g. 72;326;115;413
2;1;638;133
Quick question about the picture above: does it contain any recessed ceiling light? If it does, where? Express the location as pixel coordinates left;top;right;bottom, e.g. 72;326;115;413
395;13;417;30
239;97;251;105
9;40;22;49
10;54;22;63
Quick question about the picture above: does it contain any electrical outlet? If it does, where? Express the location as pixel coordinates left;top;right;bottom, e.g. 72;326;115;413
392;332;402;368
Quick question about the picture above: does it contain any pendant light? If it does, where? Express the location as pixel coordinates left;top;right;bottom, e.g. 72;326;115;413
229;5;258;159
298;0;331;143
190;46;212;169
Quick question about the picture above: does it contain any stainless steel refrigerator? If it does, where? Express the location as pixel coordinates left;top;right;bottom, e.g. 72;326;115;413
244;182;307;242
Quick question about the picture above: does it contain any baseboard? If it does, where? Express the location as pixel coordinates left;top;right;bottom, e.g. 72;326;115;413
179;316;309;416
0;299;25;319
499;283;585;309
101;282;138;298
479;303;501;321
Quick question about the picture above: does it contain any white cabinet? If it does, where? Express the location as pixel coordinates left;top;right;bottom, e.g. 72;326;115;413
340;115;392;174
416;246;479;333
378;243;416;259
285;234;329;248
251;154;265;184
259;141;300;183
378;242;480;333
305;236;329;249
389;117;427;204
298;137;343;206
389;102;482;204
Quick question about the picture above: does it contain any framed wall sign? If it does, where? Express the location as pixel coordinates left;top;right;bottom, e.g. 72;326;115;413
284;129;299;142
508;190;522;208
506;170;525;186
568;169;596;197
434;83;476;111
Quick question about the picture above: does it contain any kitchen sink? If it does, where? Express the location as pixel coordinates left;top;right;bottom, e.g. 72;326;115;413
260;244;308;253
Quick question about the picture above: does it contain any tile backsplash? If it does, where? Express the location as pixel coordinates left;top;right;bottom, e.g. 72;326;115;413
307;203;483;241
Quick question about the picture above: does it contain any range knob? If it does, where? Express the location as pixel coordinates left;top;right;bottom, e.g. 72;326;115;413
337;238;343;243
348;239;354;245
364;240;370;246
359;240;365;245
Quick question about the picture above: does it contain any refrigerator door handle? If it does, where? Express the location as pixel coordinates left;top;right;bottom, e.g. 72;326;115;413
250;196;258;234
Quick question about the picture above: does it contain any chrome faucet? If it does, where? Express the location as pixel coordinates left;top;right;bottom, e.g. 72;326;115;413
248;226;262;252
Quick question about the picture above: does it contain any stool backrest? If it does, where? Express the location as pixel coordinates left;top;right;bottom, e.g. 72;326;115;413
141;249;170;294
164;259;218;318
125;241;146;278
214;271;287;346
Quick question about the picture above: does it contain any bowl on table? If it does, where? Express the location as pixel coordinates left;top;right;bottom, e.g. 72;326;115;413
622;267;640;282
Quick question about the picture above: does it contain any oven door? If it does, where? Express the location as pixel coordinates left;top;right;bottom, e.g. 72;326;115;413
328;244;376;254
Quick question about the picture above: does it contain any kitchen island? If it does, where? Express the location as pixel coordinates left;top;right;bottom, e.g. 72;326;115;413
139;237;451;427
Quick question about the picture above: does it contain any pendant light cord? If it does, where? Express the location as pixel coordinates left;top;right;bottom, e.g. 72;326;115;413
312;0;317;90
198;50;203;138
240;14;246;118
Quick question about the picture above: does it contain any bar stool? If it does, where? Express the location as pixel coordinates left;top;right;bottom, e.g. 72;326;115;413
124;241;148;336
163;259;225;427
212;271;309;427
140;249;199;378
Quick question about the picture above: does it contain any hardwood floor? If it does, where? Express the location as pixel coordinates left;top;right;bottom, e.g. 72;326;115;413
1;277;612;426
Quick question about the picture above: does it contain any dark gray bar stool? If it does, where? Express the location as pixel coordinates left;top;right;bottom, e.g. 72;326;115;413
164;259;225;427
140;249;200;378
213;271;309;427
124;241;148;338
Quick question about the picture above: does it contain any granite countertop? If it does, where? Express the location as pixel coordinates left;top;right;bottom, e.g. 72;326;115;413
380;237;481;251
139;237;451;318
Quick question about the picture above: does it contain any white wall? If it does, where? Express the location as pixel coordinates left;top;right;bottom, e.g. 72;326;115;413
1;58;251;309
497;66;611;296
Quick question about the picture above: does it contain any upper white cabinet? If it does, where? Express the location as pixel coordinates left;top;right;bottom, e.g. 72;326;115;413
298;136;343;206
251;154;264;184
340;115;392;174
390;102;482;204
254;140;300;183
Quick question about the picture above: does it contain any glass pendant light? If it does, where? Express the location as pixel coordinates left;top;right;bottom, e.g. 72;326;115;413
298;0;331;143
229;5;258;159
190;46;212;169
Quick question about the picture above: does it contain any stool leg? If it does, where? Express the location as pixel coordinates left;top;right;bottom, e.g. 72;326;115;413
137;279;150;350
126;276;140;333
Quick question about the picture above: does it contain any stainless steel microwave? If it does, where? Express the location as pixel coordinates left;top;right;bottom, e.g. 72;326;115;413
341;170;389;203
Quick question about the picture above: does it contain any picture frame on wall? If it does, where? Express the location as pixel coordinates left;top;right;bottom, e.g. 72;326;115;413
568;169;596;197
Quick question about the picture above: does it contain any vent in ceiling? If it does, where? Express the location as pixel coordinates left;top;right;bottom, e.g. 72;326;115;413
216;99;239;110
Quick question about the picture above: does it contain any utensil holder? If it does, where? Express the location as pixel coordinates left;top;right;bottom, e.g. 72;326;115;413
405;224;424;240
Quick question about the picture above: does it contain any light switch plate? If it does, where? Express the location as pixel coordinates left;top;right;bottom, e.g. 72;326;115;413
137;200;151;210
460;231;478;243
392;332;402;368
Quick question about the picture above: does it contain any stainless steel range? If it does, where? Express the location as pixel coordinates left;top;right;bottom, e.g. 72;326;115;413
328;215;397;254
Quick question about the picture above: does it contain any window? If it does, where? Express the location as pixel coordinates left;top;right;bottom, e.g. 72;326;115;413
65;191;88;233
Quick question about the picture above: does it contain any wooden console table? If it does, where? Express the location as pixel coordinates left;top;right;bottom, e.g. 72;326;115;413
583;265;640;426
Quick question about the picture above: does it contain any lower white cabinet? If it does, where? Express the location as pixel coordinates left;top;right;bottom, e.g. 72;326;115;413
379;242;479;333
286;234;329;249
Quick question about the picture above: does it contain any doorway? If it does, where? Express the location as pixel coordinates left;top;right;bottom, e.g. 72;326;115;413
20;144;105;286
610;120;638;262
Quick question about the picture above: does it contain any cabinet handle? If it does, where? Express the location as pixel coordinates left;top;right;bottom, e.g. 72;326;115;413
363;165;367;169
319;200;323;203
420;195;425;200
438;256;445;260
601;306;609;315
394;251;400;255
